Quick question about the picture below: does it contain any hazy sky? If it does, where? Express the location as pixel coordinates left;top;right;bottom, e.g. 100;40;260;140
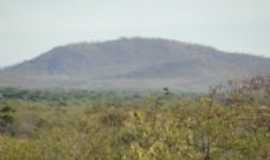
1;0;269;67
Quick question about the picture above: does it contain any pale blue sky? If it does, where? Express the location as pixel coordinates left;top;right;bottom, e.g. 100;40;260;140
1;0;269;67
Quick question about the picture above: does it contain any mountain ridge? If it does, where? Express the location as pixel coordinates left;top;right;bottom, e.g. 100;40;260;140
1;37;270;92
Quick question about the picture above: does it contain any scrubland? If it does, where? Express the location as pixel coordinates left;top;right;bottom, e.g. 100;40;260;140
0;76;270;160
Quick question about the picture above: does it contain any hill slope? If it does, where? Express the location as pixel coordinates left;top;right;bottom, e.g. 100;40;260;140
1;37;270;91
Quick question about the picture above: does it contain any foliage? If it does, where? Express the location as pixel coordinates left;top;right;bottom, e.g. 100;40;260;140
0;83;269;160
0;103;15;135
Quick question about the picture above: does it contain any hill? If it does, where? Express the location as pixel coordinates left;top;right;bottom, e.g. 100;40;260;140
1;37;270;91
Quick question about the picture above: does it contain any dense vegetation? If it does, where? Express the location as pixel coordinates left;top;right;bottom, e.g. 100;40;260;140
0;76;269;160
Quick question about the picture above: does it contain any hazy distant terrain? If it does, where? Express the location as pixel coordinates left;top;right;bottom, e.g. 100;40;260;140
1;37;270;91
